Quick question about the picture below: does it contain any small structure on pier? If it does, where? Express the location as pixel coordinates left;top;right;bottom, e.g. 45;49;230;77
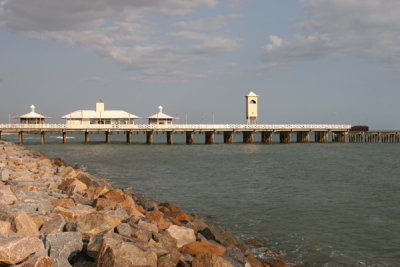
19;105;50;124
61;101;139;125
147;106;173;125
246;91;258;124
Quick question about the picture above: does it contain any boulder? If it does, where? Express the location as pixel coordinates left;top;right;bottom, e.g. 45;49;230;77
0;236;44;265
179;240;226;256
130;224;152;242
39;214;66;235
146;210;172;230
0;221;10;237
8;211;40;237
83;186;109;200
166;211;192;222
76;212;121;240
132;194;158;211
44;232;83;267
137;217;158;233
52;207;79;222
157;252;181;267
50;198;75;207
153;231;178;250
87;231;110;260
0;170;9;182
58;179;87;193
192;253;234;267
226;247;247;265
160;202;182;213
94;198;117;211
15;252;51;267
115;223;132;237
166;225;196;248
0;188;17;205
58;166;76;179
96;235;157;267
101;189;136;214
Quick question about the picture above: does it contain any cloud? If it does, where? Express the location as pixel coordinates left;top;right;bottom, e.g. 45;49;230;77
173;14;240;31
0;0;241;79
264;0;400;66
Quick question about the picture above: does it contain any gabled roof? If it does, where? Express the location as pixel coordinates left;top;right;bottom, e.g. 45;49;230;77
246;91;258;97
20;105;50;119
61;110;139;119
147;106;173;120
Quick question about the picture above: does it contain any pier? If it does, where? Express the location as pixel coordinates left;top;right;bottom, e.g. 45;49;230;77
0;123;399;145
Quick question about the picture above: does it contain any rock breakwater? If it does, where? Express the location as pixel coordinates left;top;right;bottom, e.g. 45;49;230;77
0;140;287;267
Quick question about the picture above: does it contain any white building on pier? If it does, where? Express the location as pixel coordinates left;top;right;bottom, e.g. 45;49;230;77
61;101;139;125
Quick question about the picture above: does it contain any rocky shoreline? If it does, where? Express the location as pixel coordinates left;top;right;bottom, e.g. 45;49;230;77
0;139;287;267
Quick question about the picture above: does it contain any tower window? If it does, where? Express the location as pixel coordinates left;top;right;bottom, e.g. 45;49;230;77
249;100;256;104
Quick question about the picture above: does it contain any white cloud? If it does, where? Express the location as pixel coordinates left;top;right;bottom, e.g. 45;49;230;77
173;14;240;31
264;0;400;66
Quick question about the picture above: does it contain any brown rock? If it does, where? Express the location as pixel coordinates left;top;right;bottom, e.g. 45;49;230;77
245;239;264;246
0;221;10;237
262;259;286;267
0;236;44;265
153;231;178;250
8;211;40;237
247;253;263;267
31;216;44;229
157;252;181;267
94;198;117;211
58;166;76;179
16;254;51;267
0;189;17;205
145;210;172;230
101;189;136;214
83;186;109;200
166;225;196;248
179;240;226;256
39;214;66;235
50;198;75;207
52;207;79;222
97;235;157;267
58;178;87;192
167;211;192;222
76;212;121;240
160;202;182;213
192;253;234;267
21;186;41;191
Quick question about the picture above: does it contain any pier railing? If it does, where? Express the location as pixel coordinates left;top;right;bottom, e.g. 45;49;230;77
0;123;352;131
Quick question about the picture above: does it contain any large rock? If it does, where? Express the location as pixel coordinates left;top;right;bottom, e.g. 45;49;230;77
0;221;10;237
52;207;79;222
157;252;181;267
44;232;83;267
179;240;226;256
83;186;109;200
101;189;136;214
0;170;9;182
58;178;87;193
0;236;44;265
0;189;17;205
15;252;51;267
8;211;40;237
96;235;157;267
58;166;76;179
145;210;172;230
166;225;196;248
39;214;66;235
76;212;121;240
50;198;75;207
192;253;234;267
153;231;178;250
137;217;158;233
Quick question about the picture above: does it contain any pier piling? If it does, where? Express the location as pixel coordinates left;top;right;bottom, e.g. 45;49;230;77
186;131;194;145
0;131;2;140
315;131;328;143
167;132;173;145
146;131;153;145
62;132;67;144
243;131;253;144
296;131;310;143
105;131;110;144
224;131;234;143
19;132;23;145
126;131;132;144
41;132;45;144
261;131;273;144
85;131;89;143
280;132;291;144
205;131;215;144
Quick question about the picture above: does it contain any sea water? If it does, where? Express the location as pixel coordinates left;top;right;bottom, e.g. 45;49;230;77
3;132;399;266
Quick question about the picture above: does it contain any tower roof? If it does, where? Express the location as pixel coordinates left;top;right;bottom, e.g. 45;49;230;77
246;91;258;97
19;105;51;119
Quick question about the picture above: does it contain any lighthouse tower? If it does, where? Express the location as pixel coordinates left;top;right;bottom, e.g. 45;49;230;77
245;91;258;124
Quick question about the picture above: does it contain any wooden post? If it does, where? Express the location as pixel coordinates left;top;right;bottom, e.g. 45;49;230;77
126;131;132;144
0;131;2;140
63;132;67;144
146;131;153;145
297;132;309;143
85;131;90;143
261;131;273;144
243;131;253;144
167;132;173;145
19;132;23;145
105;131;110;144
186;131;194;145
280;132;291;144
224;131;234;143
315;131;328;143
41;131;45;145
205;131;215;144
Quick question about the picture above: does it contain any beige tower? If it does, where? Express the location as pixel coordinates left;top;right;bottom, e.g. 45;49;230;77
96;100;104;112
245;91;258;124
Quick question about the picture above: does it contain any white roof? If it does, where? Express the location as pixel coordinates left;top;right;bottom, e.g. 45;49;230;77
147;106;173;120
246;91;258;97
62;110;139;119
20;105;50;119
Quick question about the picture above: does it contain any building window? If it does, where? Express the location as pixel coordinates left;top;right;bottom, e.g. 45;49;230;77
249;100;256;104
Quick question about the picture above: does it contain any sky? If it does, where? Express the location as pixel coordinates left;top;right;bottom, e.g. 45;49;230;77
0;0;399;130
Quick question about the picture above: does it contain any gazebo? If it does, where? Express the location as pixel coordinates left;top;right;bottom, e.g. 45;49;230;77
19;105;50;124
147;106;173;125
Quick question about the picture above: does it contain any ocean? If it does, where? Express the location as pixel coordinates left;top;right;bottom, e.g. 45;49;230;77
2;132;400;266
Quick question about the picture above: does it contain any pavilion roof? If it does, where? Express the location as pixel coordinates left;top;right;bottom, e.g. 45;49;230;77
61;110;140;119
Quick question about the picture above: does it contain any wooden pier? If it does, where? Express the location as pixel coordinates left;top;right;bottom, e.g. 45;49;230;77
0;124;398;145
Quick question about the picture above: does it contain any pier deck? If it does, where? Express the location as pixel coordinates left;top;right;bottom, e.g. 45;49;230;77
0;124;398;144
